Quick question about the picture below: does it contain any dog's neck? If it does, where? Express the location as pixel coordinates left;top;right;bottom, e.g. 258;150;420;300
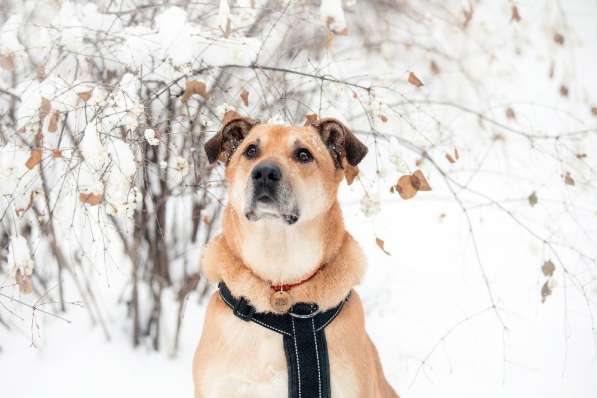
222;202;344;285
202;201;366;312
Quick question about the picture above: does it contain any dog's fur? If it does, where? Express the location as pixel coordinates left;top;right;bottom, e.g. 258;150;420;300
193;116;398;397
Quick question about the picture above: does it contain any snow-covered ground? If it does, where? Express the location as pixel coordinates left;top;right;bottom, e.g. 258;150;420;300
1;1;597;397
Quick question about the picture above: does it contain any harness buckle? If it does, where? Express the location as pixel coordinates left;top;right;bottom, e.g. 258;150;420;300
289;303;320;319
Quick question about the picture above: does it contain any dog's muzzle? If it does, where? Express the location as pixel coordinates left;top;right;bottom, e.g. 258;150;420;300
251;162;281;203
245;161;299;225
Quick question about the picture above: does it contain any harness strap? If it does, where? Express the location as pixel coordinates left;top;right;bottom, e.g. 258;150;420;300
218;282;350;398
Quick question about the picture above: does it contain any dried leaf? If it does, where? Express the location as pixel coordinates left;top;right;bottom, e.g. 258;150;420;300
79;192;103;206
511;5;521;22
0;53;15;70
430;60;440;75
564;172;575;186
541;280;551;303
48;111;59;133
375;237;391;256
553;32;565;45
576;153;587;159
542;260;555;277
36;64;45;81
379;114;388;123
181;80;209;103
505;107;516;119
78;90;93;102
412;170;431;191
462;4;474;28
396;175;417;199
240;89;249;107
591;107;597;116
39;97;51;122
446;153;456;164
528;191;538;207
16;270;33;295
326;30;334;48
52;149;62;158
559;85;569;97
25;149;42;169
408;72;424;88
454;148;460;160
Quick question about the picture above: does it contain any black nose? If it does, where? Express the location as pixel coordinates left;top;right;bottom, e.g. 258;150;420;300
252;163;281;184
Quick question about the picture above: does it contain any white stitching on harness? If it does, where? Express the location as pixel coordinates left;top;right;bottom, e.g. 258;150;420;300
312;317;322;398
252;317;291;336
291;317;302;398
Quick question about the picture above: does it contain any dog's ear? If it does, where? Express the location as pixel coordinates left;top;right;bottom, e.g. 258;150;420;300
308;117;368;168
204;112;258;163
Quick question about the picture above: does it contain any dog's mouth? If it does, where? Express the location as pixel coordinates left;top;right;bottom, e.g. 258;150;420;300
245;194;299;225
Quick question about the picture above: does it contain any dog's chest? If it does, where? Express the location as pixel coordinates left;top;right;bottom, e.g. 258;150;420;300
202;313;358;398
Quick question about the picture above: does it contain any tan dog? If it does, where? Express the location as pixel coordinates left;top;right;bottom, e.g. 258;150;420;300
193;115;398;397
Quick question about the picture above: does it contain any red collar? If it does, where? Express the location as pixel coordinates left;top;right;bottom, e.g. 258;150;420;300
270;267;321;292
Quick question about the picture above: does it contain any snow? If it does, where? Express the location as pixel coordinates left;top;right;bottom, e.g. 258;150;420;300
1;1;597;397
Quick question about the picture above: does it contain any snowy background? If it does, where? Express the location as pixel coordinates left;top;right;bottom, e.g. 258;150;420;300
1;1;596;397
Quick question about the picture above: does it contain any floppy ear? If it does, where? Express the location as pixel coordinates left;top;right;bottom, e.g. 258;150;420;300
308;117;368;168
204;113;258;163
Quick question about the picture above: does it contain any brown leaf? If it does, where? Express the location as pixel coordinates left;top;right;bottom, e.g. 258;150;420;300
511;5;521;22
78;90;93;102
430;60;440;75
591;106;597;116
16;270;33;295
52;149;62;158
408;72;424;88
48;111;59;133
396;175;417;199
412;170;431;191
541;280;551;303
375;237;391;256
505;107;516;119
240;89;249;107
559;85;569;97
446;153;456;164
39;97;51;122
79;192;103;206
528;191;538;207
326;30;334;48
454;148;460;160
576;153;587;159
25;149;42;169
181;80;209;103
36;64;46;81
0;52;15;71
553;32;565;45
462;4;474;28
379;114;388;123
564;172;575;186
542;260;555;277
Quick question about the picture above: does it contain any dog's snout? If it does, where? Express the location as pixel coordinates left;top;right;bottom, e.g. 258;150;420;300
252;163;281;184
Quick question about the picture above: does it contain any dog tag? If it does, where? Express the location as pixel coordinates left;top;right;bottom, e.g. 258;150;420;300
270;290;292;313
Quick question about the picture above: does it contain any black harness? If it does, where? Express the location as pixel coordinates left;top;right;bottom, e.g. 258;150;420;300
218;282;350;398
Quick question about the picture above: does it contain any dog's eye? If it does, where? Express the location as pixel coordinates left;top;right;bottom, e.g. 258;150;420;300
295;148;313;163
244;144;258;159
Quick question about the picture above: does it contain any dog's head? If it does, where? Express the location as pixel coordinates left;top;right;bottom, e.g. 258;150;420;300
205;114;368;225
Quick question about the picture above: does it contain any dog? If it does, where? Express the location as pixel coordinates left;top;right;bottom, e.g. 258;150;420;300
193;113;398;398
